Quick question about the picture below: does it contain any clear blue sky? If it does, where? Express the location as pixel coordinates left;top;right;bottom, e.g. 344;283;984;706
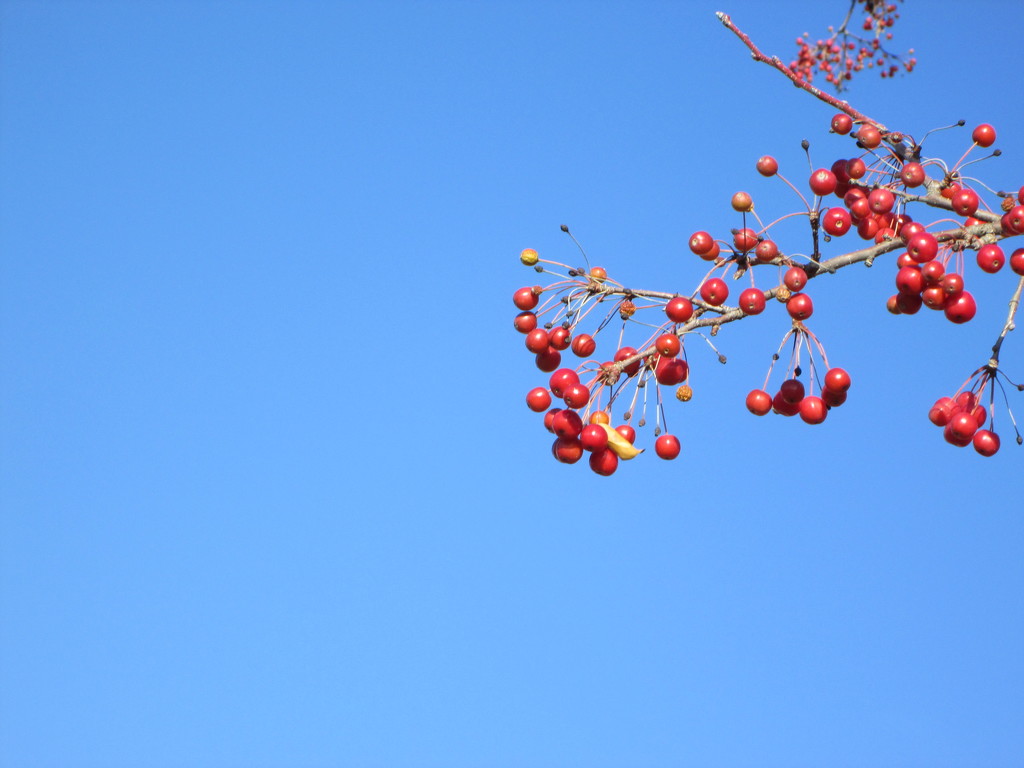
2;2;1022;766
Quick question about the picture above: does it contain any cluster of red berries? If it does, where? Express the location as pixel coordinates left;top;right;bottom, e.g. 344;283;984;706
515;107;1024;471
746;367;851;424
886;230;1024;321
790;1;915;91
743;116;1024;325
926;363;1024;456
514;250;692;476
524;359;683;477
929;390;1000;456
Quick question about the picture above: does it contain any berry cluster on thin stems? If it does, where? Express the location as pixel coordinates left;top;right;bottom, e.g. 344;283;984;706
552;14;1017;386
581;209;1006;382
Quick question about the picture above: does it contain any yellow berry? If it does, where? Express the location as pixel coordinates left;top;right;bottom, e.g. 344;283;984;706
520;248;539;266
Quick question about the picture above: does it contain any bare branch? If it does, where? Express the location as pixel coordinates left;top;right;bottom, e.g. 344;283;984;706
990;276;1024;366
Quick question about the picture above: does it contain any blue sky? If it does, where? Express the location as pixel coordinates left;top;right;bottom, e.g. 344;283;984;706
2;1;1022;766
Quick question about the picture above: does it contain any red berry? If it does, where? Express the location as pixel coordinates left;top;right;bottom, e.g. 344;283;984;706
928;397;955;427
900;162;925;187
973;429;1000;457
654;356;688;386
868;188;895;214
972;405;987;429
655;333;681;358
857;217;880;240
977;244;1004;274
822;388;847;407
551;436;583;464
580;424;609;452
655;434;681;460
948;411;979;442
615;424;636;443
899;221;926;244
665;296;694;323
907;232;938;263
896;265;924;295
809;168;838;196
856;124;882;148
823;368;851;393
513;286;540;310
895;252;917;269
799;396;827;425
896;292;923;314
922;286;947;310
971;123;996;148
526;387;552;412
772;390;800;416
739;288;766;315
535;348;562;372
548;326;571;350
754;239;779;262
526;328;551;353
955;391;978;412
943;422;973;447
1003;206;1024;234
543;408;562;433
756;155;779;176
941;273;965;298
700;278;729;306
689;231;716;256
822;207;852;236
562;383;591;409
786;292;814;320
831;114;853;134
614;346;641;377
784;266;808;291
589;448;619;476
733;228;758;253
845;186;868;208
1011;248;1024;276
830;156;849;182
549;368;579;397
551;409;583;438
944;292;977;324
921;260;945;285
745;389;772;416
780;378;805;404
697;242;721;261
571;333;596;358
951;188;980;217
513;311;537;334
845;158;866;180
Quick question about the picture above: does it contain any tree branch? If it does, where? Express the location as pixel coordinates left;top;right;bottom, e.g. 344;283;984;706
715;11;885;132
990;275;1024;366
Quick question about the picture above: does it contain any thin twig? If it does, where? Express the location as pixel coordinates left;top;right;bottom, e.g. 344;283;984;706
990;276;1024;366
715;11;884;131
